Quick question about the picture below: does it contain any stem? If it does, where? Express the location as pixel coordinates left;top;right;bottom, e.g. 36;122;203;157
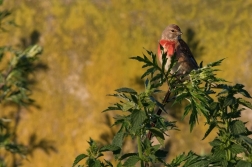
137;135;146;167
147;89;171;139
137;135;143;159
226;149;231;161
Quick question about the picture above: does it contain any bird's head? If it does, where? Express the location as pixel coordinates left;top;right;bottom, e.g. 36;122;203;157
161;24;182;41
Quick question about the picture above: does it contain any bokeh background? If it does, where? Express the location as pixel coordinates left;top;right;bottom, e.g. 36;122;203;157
1;0;252;166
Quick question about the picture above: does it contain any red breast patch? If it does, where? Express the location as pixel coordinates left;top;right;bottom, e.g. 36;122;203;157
158;40;176;57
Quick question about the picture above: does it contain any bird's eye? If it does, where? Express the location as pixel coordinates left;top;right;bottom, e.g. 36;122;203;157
171;30;175;32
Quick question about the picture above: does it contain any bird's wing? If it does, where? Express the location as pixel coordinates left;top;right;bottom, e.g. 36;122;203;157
178;39;198;69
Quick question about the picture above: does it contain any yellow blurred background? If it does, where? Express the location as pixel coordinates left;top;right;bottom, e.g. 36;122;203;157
1;0;252;166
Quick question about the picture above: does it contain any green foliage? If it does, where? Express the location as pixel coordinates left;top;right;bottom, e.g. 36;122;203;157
0;1;44;166
73;48;252;166
0;44;42;165
2;0;252;166
72;138;120;167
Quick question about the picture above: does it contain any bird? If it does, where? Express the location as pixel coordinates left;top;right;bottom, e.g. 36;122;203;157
157;24;198;75
147;24;199;140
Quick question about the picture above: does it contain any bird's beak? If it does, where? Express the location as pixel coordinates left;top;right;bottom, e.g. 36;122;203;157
179;32;183;35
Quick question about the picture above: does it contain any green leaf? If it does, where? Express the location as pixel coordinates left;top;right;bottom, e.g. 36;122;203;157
149;127;165;140
202;121;216;140
131;110;147;133
103;105;122;112
156;136;165;146
230;120;247;135
141;67;156;79
130;94;138;104
211;148;225;160
223;95;236;107
195;102;209;120
120;153;138;160
207;58;225;67
115;87;137;94
175;92;189;103
238;89;252;98
236;160;252;167
88;159;102;167
122;101;135;111
112;131;124;148
123;155;140;166
24;45;43;58
100;144;121;152
130;56;145;62
209;139;222;147
170;153;186;165
117;161;123;167
72;154;87;167
237;98;252;110
229;144;245;154
239;135;252;145
150;96;166;113
189;101;198;131
183;104;192;119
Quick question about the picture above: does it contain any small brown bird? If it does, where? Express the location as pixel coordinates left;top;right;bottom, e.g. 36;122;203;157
157;24;198;75
147;25;199;141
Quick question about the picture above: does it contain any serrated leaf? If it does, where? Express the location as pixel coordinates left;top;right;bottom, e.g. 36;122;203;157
207;58;225;67
229;144;245;154
238;98;252;109
72;154;87;167
189;101;198;131
88;159;101;167
209;139;222;147
183;104;192;119
112;131;124;148
115;87;137;94
123;155;140;166
223;95;236;107
239;135;252;145
171;153;185;164
131;110;147;133
149;127;165;140
238;89;252;98
195;102;209;120
202;122;216;140
230;120;247;135
211;148;225;161
186;159;209;167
